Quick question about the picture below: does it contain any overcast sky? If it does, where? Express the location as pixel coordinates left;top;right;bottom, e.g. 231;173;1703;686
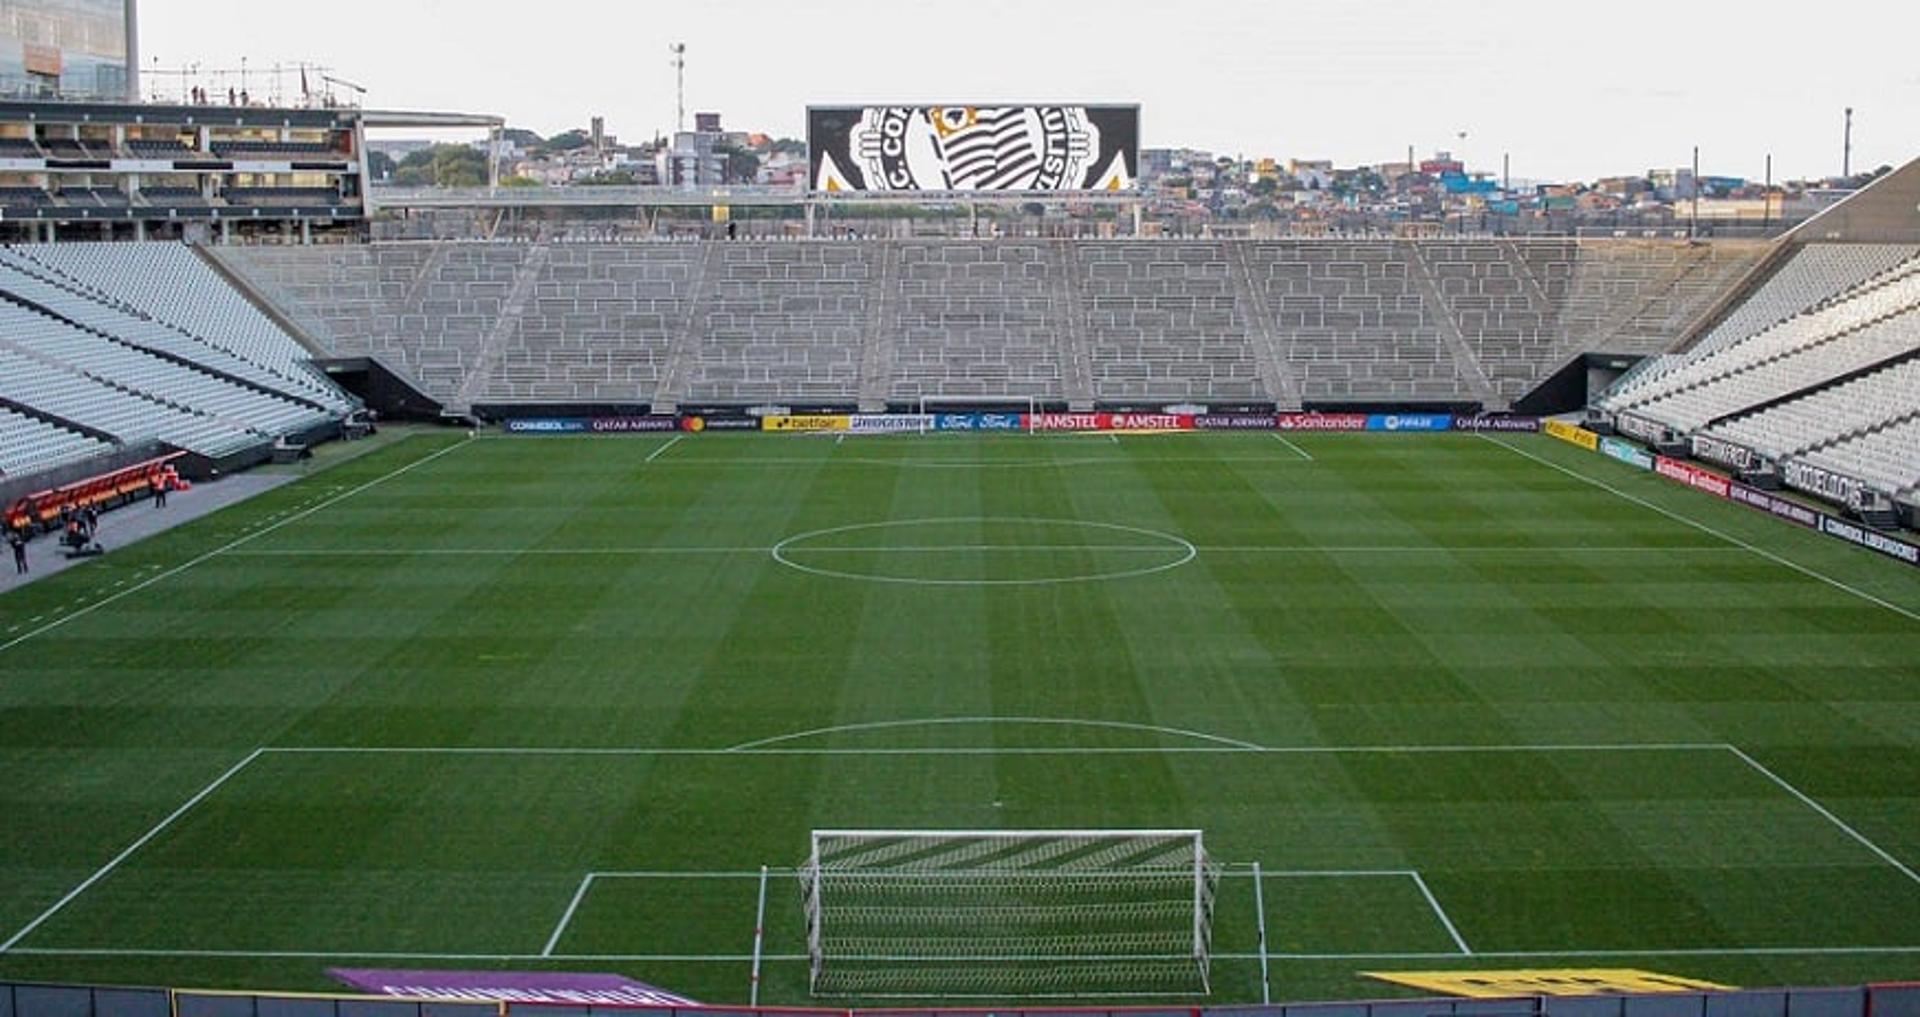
139;0;1916;183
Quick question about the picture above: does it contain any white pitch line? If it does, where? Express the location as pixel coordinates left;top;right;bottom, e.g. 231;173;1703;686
1480;435;1920;624
2;948;788;962
645;434;686;463
1725;745;1920;888
0;748;264;954
260;741;1729;758
729;715;1266;751
11;945;1920;961
1245;945;1920;960
540;874;595;957
0;437;475;657
220;544;1745;558
1271;432;1315;461
1409;871;1473;955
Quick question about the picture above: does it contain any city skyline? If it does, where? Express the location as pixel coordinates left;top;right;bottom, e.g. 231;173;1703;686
138;0;1916;184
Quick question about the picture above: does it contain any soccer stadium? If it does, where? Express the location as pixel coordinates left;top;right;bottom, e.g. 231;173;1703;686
1;4;1918;1017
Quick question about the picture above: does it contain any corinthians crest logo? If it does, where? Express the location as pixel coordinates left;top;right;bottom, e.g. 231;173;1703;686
809;105;1138;194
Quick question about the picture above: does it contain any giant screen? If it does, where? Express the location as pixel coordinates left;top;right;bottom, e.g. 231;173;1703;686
808;105;1139;194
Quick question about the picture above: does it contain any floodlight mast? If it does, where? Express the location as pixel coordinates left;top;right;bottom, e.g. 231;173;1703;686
670;44;687;135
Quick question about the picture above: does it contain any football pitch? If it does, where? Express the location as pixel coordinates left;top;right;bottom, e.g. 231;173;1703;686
1;430;1917;1005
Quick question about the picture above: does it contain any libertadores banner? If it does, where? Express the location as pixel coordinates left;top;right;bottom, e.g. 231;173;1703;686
808;105;1139;193
326;969;696;1007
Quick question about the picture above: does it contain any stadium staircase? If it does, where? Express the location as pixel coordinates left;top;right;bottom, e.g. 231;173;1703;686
1227;243;1303;410
449;243;550;414
1406;244;1503;409
651;243;722;414
856;242;903;412
1047;241;1097;411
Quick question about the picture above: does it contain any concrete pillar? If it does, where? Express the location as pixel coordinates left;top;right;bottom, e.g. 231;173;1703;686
804;201;816;238
301;219;311;244
135;220;147;241
220;218;231;243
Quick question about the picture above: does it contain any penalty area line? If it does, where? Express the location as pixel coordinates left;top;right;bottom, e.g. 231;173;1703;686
0;748;266;954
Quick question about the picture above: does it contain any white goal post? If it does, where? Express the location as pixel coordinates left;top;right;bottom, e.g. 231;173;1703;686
914;396;1040;433
798;828;1220;999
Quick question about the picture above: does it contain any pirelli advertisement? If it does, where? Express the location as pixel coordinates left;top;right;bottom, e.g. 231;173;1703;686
808;105;1140;194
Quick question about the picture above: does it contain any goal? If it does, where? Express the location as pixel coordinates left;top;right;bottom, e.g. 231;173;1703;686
915;396;1040;434
797;829;1220;998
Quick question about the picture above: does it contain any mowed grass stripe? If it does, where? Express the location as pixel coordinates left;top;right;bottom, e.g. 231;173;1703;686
1;432;1917;1004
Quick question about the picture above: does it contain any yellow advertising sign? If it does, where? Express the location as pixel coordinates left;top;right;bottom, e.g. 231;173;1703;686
1365;969;1735;998
1545;419;1601;451
761;414;851;433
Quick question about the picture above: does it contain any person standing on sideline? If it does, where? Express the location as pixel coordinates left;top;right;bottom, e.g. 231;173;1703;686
7;528;26;575
152;473;168;508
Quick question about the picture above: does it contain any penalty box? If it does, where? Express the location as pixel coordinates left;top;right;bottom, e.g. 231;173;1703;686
12;744;1920;960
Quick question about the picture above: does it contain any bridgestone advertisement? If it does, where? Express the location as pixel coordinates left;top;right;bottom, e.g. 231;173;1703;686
808;105;1139;194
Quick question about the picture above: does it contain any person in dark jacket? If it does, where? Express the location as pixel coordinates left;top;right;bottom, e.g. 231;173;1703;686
7;528;26;575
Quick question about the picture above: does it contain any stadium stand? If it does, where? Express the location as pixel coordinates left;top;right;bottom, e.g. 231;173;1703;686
0;243;353;475
9;242;354;412
1610;243;1920;397
1075;243;1263;402
0;187;52;209
125;138;190;157
0;303;330;439
219;237;1776;412
889;242;1069;406
683;242;873;403
223;187;346;207
0;252;338;407
1602;253;1920;429
1797;418;1920;509
0;344;259;457
1708;359;1920;459
491;242;696;404
0;406;110;478
209;140;342;159
1248;240;1468;402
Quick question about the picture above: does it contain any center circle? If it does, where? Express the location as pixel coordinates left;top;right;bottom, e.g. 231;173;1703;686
770;517;1197;587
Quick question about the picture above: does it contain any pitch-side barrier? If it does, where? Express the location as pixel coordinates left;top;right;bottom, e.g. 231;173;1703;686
2;978;1917;1017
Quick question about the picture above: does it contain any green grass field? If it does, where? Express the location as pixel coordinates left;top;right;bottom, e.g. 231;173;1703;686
1;431;1917;1005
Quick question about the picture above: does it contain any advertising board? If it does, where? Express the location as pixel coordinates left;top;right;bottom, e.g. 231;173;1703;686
1452;416;1541;433
1367;414;1452;433
1275;413;1369;432
1654;456;1732;499
1782;460;1867;504
1545;420;1601;451
504;419;588;435
1600;437;1655;471
761;415;852;433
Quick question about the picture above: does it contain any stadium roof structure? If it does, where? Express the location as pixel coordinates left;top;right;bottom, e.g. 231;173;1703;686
1789;155;1920;245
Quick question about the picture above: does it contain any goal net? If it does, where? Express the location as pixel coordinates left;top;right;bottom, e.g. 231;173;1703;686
798;829;1220;998
914;396;1039;433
